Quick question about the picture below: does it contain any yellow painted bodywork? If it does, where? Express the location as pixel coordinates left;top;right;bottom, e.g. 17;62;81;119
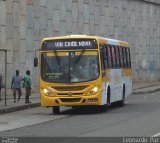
46;51;98;57
40;78;103;107
120;41;129;47
122;69;132;76
39;35;131;107
102;69;111;82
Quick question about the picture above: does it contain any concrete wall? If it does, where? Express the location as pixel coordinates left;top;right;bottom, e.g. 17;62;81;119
0;0;160;91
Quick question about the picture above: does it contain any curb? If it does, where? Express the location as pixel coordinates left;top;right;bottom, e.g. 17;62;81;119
1;87;160;114
0;102;41;114
133;84;160;90
132;88;160;95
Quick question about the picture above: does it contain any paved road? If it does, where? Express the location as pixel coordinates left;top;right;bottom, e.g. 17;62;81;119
0;91;160;137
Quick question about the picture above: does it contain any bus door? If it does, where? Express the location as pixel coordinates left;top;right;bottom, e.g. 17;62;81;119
101;45;108;105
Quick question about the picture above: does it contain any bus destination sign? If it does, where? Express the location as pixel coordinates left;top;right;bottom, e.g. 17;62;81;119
42;39;97;50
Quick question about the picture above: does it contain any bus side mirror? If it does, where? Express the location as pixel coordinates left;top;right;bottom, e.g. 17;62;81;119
34;49;40;67
34;57;38;67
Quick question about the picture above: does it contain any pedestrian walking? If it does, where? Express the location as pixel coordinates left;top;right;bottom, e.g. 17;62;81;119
23;70;32;103
11;70;23;102
0;73;2;101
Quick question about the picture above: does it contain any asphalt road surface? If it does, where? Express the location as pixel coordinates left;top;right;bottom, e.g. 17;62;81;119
0;91;160;137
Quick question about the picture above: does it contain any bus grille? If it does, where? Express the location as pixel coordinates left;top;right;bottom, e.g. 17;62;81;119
52;85;88;91
57;93;83;96
60;98;81;103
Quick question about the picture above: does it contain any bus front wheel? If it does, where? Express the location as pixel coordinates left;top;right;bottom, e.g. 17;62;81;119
52;106;60;114
99;105;107;112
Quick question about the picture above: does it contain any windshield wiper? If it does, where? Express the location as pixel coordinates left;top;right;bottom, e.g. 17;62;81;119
74;48;86;68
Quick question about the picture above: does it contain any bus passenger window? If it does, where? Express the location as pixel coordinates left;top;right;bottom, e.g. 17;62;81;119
117;46;122;68
115;46;120;68
119;46;123;68
104;45;109;68
129;48;131;67
122;47;127;68
107;46;112;68
111;46;116;68
125;48;129;68
126;48;131;67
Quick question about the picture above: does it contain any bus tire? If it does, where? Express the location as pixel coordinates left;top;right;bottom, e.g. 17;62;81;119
118;86;125;107
52;106;60;114
107;86;111;106
99;105;107;112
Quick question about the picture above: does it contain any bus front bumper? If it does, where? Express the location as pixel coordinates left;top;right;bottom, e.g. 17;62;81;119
41;94;102;107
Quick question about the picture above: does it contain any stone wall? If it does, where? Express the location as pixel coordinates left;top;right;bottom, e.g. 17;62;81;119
0;0;160;92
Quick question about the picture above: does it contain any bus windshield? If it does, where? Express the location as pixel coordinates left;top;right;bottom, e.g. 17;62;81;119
41;50;100;83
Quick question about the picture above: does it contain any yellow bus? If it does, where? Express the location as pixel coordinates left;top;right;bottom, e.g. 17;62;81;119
34;35;132;114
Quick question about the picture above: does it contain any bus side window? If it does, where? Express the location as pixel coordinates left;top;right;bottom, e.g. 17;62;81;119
113;46;117;68
104;45;109;68
129;48;131;67
115;46;120;68
111;45;116;69
107;45;112;68
122;47;127;68
127;48;131;67
119;46;123;68
117;46;122;68
125;48;128;68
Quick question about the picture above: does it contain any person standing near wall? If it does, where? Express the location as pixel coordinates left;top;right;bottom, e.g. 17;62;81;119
24;70;32;103
0;74;2;101
11;70;23;102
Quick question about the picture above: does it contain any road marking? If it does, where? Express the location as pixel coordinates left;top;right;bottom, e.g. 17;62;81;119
152;132;160;137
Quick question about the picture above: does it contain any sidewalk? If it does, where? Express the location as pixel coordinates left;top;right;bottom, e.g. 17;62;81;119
0;89;40;114
0;82;160;114
132;81;160;94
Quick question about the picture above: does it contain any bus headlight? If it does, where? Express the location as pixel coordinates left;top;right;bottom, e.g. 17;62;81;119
43;88;53;96
88;86;99;95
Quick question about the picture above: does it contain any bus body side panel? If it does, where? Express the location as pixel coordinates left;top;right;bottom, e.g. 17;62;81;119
101;68;132;105
101;82;107;105
122;69;132;98
110;69;123;103
101;69;111;105
101;69;123;105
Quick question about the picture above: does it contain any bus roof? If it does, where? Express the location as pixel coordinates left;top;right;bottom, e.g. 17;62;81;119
99;37;129;47
42;35;129;47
